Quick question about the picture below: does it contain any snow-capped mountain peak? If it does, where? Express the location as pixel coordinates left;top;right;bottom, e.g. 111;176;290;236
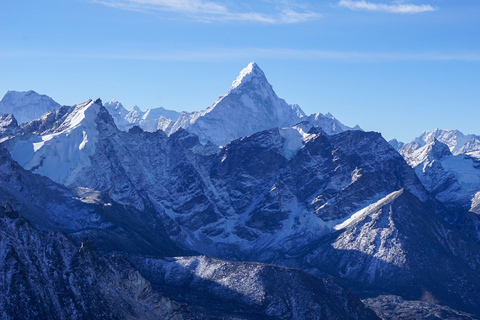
43;99;103;135
104;99;125;114
92;64;358;146
397;130;480;210
104;99;130;130
231;62;265;90
228;62;277;102
7;99;105;185
0;90;61;124
402;128;480;158
167;62;305;145
307;112;361;135
105;98;122;108
403;138;452;168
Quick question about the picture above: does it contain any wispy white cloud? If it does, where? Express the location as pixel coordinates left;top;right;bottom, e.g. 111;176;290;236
91;0;321;23
4;48;480;62
338;0;437;14
279;9;321;23
91;0;227;14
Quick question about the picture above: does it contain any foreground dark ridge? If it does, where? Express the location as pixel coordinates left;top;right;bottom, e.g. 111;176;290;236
0;205;379;320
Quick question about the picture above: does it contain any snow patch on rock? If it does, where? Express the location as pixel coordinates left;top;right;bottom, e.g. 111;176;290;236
334;189;403;230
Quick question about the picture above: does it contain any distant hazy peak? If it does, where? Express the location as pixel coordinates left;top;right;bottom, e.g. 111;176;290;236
2;90;37;99
400;128;480;158
0;90;61;124
105;99;125;109
1;90;56;103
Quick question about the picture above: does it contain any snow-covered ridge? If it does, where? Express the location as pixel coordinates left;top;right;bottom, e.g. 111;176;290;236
104;99;180;132
8;99;102;185
162;62;360;146
308;112;361;135
397;136;480;209
163;62;305;145
99;62;359;146
334;189;404;230
398;128;480;159
279;121;315;159
401;138;452;168
133;255;379;319
2;63;360;147
0;114;19;142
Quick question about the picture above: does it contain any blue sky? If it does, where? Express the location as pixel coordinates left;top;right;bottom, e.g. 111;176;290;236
1;0;479;142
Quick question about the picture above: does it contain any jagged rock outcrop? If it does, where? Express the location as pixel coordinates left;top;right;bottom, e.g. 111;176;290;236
0;114;19;142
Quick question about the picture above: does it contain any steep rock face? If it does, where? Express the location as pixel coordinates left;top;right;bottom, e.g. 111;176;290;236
168;62;305;146
131;255;379;320
0;143;103;231
0;114;19;142
195;128;428;261
18;105;73;135
0;144;182;257
0;90;61;124
305;189;480;316
0;206;191;320
5;99;103;185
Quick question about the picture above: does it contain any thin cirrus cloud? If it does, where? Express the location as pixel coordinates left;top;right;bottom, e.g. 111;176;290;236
5;48;479;63
338;0;437;14
91;0;321;23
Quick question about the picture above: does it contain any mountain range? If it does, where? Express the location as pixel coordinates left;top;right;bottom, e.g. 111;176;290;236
1;63;480;319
